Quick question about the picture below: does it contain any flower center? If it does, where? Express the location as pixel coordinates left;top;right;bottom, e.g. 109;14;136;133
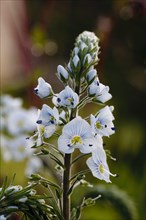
67;97;74;105
71;135;82;145
40;125;45;134
99;163;104;174
95;121;102;129
49;115;55;124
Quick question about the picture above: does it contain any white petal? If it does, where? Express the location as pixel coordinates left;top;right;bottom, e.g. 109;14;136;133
98;106;114;121
58;135;74;154
92;147;107;164
44;125;56;138
62;117;92;138
79;138;96;154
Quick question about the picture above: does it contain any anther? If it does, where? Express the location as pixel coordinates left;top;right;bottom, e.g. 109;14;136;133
36;120;42;124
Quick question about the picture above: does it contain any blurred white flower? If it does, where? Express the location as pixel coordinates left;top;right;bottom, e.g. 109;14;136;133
8;136;33;161
25;157;43;176
7;108;37;135
1;95;22;114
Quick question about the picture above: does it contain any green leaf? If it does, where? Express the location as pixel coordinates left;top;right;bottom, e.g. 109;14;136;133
0;176;8;199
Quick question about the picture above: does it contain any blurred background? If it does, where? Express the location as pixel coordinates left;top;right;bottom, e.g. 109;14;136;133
0;0;146;219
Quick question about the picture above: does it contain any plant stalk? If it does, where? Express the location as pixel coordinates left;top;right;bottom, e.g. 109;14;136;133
63;81;80;220
63;154;71;220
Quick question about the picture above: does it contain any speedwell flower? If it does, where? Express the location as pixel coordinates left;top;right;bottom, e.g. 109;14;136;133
53;86;79;109
58;117;97;154
34;77;53;98
90;106;115;137
86;147;116;183
36;104;59;126
88;78;112;103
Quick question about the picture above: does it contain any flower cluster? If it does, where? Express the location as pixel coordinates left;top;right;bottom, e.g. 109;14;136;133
0;95;43;175
32;31;116;183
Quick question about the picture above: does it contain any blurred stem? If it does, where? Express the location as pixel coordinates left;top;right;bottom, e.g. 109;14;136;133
63;80;80;220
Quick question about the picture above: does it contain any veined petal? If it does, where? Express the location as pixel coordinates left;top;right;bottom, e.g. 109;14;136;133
58;135;75;154
86;157;111;183
44;125;56;138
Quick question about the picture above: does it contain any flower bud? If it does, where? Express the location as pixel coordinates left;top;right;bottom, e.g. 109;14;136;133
5;185;22;195
80;42;88;51
18;197;28;203
72;55;80;67
57;65;69;83
83;53;92;66
72;46;79;55
86;69;97;84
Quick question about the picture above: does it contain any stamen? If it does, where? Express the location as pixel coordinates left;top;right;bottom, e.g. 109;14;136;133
34;89;38;94
103;167;117;177
110;156;116;161
57;98;61;102
111;127;115;131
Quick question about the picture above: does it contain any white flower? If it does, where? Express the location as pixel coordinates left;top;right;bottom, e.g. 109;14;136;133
37;123;56;141
25;156;43;176
88;78;112;103
72;54;80;67
34;77;53;98
0;136;11;161
53;86;79;109
7;108;37;135
36;104;59;126
9;136;33;161
58;117;97;154
57;65;69;82
86;147;116;183
86;69;97;83
1;95;22;111
90;106;115;137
